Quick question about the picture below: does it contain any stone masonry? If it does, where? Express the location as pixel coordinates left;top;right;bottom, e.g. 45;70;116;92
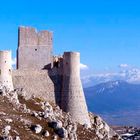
0;51;13;91
17;26;53;70
1;26;91;127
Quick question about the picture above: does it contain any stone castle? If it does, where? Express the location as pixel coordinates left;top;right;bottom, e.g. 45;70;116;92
0;26;91;127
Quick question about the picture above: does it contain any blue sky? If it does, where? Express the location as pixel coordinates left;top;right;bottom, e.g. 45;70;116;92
0;0;140;73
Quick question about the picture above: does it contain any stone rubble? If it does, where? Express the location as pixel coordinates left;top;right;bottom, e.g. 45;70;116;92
4;119;13;124
15;136;21;140
32;124;42;134
43;130;50;137
89;112;122;140
0;85;121;140
2;125;11;136
1;125;21;140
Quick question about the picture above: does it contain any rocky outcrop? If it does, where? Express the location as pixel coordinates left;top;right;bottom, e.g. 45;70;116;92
0;85;122;140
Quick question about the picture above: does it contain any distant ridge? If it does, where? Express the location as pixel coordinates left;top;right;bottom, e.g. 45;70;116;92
84;80;140;113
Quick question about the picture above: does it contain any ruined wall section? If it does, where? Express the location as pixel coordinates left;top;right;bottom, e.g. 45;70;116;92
61;52;91;127
17;27;53;70
12;69;61;104
0;51;13;91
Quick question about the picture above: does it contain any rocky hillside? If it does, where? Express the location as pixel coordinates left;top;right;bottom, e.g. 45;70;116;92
0;86;121;140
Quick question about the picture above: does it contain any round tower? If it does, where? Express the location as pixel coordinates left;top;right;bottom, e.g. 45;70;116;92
61;52;91;127
0;51;13;91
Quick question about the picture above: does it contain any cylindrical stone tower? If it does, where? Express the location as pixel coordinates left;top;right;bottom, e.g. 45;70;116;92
61;52;91;127
0;51;13;91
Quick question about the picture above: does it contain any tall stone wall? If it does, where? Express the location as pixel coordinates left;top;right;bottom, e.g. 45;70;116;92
0;51;13;91
12;69;62;105
61;52;91;127
17;27;53;70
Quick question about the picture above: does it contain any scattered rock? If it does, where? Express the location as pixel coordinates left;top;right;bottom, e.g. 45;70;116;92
3;125;11;135
15;136;20;140
31;124;42;134
52;135;58;140
89;112;121;139
0;112;6;115
43;102;54;119
43;130;50;137
55;127;68;138
48;120;62;129
31;111;38;117
5;119;13;123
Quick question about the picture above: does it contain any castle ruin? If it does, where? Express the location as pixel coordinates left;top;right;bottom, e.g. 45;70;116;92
0;26;91;127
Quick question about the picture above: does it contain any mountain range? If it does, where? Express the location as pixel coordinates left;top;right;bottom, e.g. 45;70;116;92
84;80;140;126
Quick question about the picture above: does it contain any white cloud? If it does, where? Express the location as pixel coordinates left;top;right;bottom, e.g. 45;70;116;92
80;63;88;70
81;67;140;87
12;58;16;66
81;72;124;87
123;68;140;83
119;64;129;68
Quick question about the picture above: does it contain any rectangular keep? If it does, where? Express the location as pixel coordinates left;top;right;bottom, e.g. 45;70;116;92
17;26;53;70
